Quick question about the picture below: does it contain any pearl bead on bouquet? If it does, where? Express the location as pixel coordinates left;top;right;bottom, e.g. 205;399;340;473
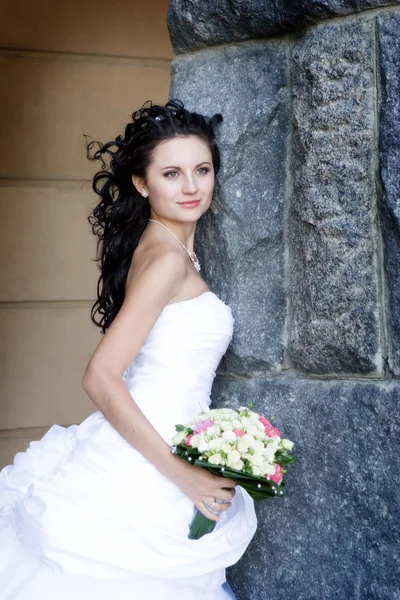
171;403;296;539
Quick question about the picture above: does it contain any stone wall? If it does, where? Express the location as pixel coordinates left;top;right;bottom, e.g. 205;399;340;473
168;2;400;599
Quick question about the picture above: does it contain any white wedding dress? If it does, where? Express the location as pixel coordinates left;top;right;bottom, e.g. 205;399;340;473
0;290;257;599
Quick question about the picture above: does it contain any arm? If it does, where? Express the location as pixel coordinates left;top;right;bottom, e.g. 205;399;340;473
81;246;185;481
81;246;237;520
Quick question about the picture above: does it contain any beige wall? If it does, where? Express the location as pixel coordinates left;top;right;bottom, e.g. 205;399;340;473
0;0;173;468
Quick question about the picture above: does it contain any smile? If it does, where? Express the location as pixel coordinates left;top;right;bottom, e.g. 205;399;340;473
178;200;201;208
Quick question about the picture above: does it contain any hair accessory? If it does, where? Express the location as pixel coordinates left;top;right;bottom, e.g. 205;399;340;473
154;110;177;122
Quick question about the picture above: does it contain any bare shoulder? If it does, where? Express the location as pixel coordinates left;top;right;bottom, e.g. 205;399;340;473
126;242;188;296
82;243;187;383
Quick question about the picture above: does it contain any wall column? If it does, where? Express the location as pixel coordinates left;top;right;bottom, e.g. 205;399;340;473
168;2;400;598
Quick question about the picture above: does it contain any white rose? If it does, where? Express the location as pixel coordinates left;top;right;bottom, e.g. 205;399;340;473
208;409;219;418
226;450;241;464
246;425;260;437
208;438;224;451
249;412;260;421
206;424;219;436
237;439;249;453
189;433;202;448
214;409;236;420
248;453;263;466
242;434;255;446
222;430;237;442
232;419;241;429
261;461;275;475
198;436;210;453
269;438;280;453
253;440;265;454
242;453;253;462
280;438;294;451
229;459;244;471
208;453;223;465
263;445;276;463
252;465;263;476
171;430;188;445
220;421;234;432
208;412;221;422
221;442;233;454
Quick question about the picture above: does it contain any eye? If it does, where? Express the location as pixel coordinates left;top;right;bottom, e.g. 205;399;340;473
163;167;211;178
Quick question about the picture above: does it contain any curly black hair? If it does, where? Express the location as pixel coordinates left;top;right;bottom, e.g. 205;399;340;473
85;99;223;334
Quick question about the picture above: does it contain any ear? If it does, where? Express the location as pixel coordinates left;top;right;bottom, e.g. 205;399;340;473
131;175;147;197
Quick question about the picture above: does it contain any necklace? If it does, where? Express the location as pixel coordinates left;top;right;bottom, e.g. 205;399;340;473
147;219;201;272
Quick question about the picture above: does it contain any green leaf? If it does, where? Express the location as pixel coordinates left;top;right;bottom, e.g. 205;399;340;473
175;424;186;432
188;510;216;539
174;446;201;461
275;451;296;466
191;460;286;501
175;456;288;502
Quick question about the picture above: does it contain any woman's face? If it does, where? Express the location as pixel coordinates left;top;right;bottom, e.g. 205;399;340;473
135;135;215;223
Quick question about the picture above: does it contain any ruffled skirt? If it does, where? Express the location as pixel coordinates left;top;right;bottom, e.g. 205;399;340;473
0;410;257;599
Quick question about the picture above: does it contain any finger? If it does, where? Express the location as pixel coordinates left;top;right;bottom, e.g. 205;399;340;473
214;502;232;512
198;501;221;522
206;498;232;512
217;494;235;504
219;477;238;488
214;487;236;502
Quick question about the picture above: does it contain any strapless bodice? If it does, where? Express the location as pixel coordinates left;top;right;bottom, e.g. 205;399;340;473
121;291;234;432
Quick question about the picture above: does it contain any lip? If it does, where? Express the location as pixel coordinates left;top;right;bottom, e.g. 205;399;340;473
178;200;201;207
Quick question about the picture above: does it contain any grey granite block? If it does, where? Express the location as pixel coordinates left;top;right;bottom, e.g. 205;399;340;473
167;0;400;55
211;376;400;600
170;40;291;375
288;18;383;375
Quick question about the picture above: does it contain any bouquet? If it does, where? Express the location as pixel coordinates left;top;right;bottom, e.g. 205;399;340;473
171;403;295;539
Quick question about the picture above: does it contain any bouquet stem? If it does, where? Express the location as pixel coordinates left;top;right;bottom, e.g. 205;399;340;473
188;509;216;539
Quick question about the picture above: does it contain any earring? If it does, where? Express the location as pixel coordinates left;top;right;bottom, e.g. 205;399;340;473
141;191;148;198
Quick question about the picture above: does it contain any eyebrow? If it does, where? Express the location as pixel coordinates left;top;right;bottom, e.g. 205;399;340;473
161;161;212;170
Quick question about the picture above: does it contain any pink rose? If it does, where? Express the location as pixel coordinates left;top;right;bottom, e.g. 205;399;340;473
185;434;193;446
259;416;272;428
269;464;283;484
193;419;214;434
234;429;245;437
265;426;281;438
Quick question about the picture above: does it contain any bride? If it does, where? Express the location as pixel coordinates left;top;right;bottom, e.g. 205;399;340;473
0;100;257;599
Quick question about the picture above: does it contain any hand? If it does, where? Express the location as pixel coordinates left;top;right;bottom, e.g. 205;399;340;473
170;459;237;522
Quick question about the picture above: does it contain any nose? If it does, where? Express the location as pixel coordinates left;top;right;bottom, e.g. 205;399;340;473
182;173;198;195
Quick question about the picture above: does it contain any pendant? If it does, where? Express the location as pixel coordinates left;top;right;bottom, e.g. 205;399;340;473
192;252;201;272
